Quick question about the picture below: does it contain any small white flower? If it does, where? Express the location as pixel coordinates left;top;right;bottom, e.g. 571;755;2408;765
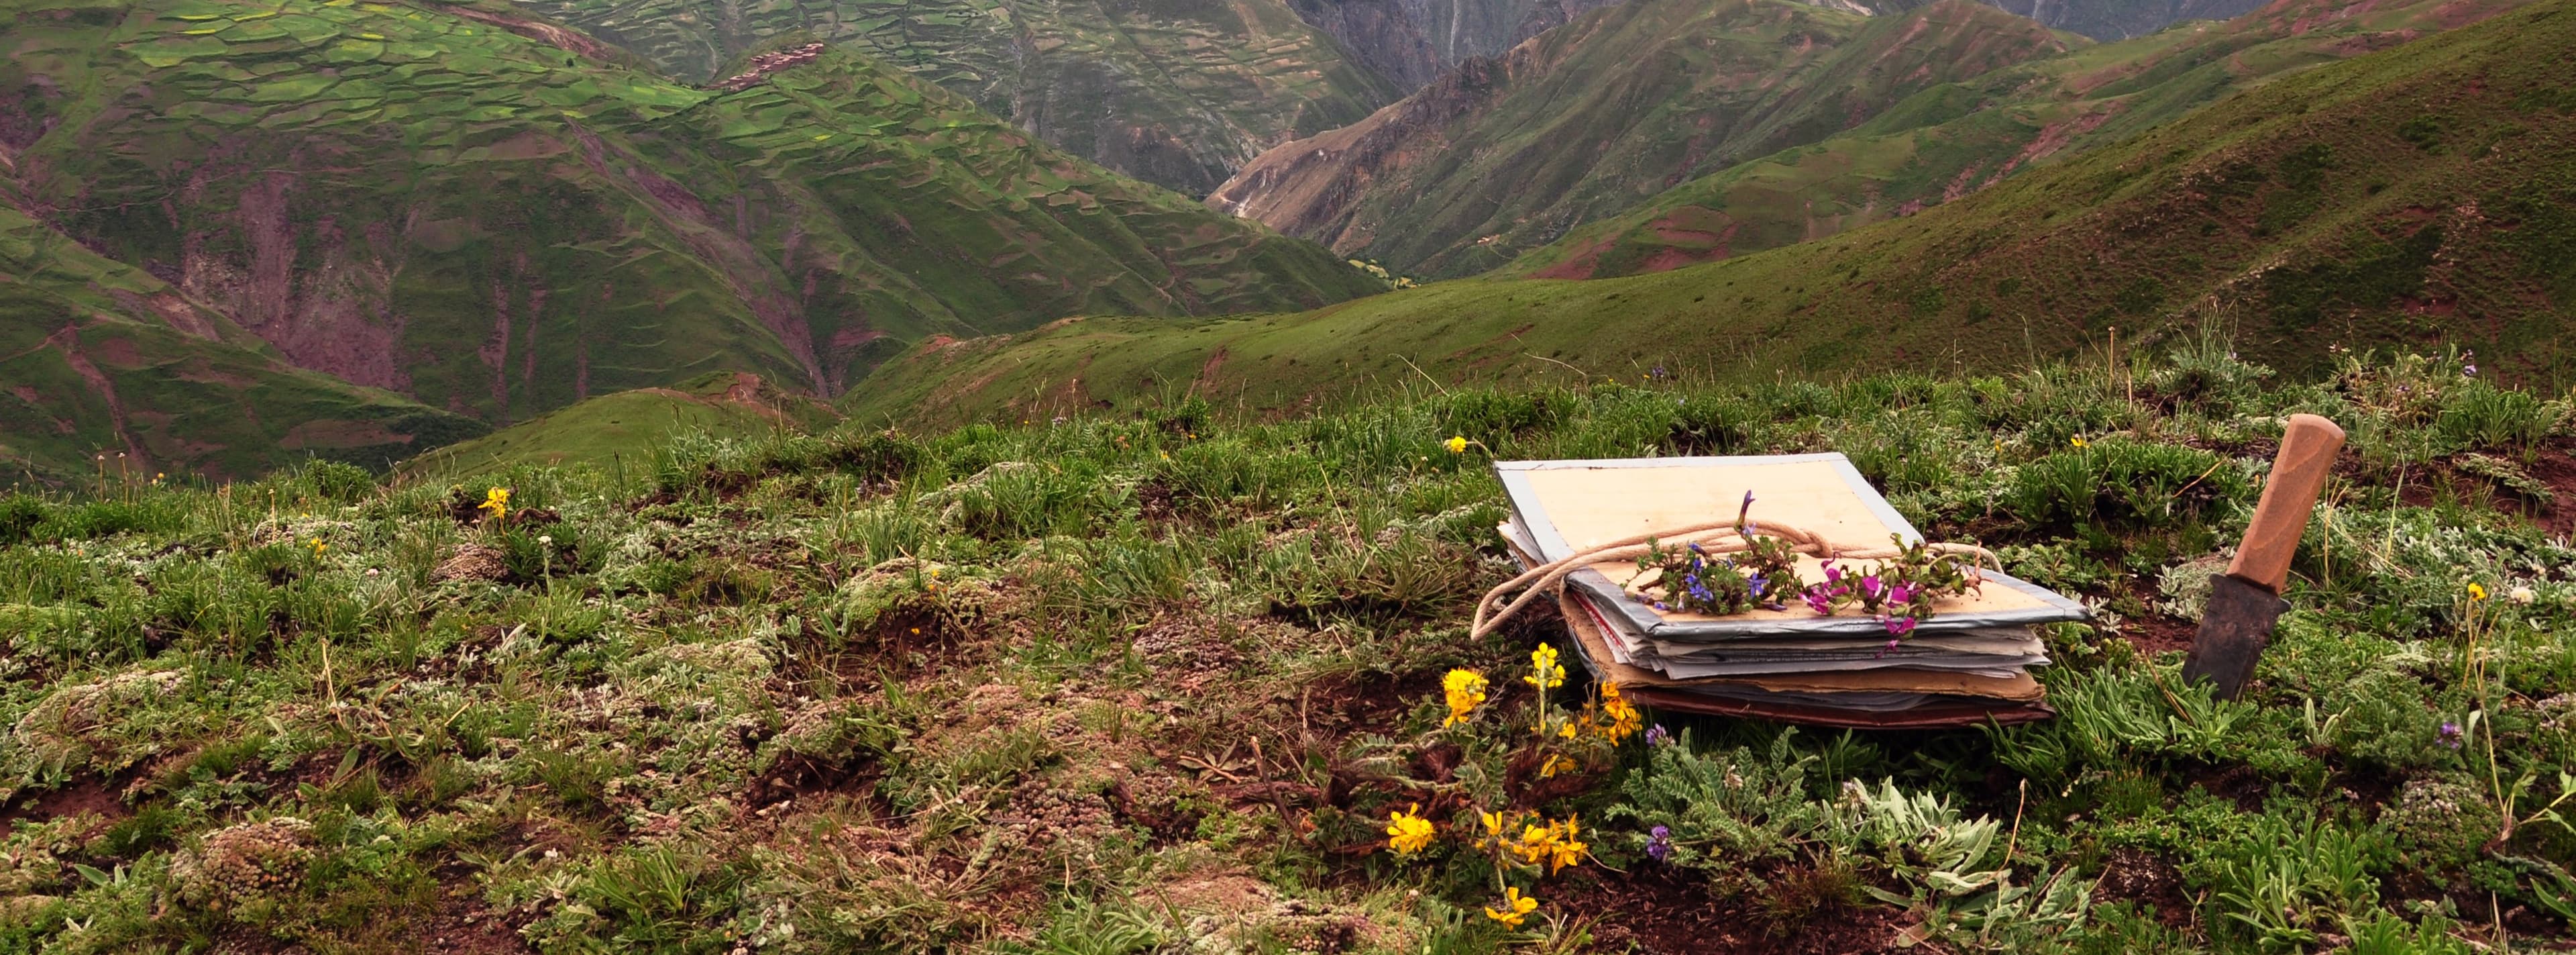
537;535;553;545
2509;586;2535;605
364;568;380;577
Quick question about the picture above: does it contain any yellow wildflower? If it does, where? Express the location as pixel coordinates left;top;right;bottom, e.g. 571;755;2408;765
1514;822;1556;865
1538;753;1576;778
2071;436;2090;448
1444;435;1468;454
1598;682;1642;742
1442;669;1489;727
2468;582;2489;601
1385;804;1436;855
1485;886;1538;928
477;487;511;521
1523;644;1566;691
310;538;327;554
1546;815;1587;873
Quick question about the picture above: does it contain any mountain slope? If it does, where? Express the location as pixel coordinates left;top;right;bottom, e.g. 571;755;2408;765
848;0;2576;424
1;0;1377;434
1506;0;2541;281
1985;0;2269;38
0;205;485;483
1208;0;2081;277
506;0;1402;195
1282;0;1625;91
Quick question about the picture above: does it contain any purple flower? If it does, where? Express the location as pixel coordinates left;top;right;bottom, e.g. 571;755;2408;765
1647;825;1673;862
1888;581;1916;605
1882;615;1917;638
1645;724;1670;746
2440;721;2463;748
1874;638;1900;659
1803;585;1837;615
1860;575;1886;601
2464;364;2478;376
1822;560;1843;585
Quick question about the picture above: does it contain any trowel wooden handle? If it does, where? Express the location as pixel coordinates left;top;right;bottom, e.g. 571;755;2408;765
2226;413;2345;592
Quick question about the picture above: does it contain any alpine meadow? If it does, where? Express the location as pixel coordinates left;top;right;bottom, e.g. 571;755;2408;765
5;0;2576;951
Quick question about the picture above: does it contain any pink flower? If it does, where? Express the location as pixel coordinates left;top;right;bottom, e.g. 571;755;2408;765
1882;615;1917;638
1888;582;1916;605
1860;575;1885;601
1821;560;1843;585
1803;585;1836;615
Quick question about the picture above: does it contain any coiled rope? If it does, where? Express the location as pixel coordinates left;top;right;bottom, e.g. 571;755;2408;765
1470;521;1999;640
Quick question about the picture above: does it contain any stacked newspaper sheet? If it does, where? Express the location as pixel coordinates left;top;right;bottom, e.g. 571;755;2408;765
1496;454;2088;728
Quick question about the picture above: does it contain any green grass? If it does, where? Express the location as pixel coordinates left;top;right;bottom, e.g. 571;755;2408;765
848;0;2576;427
3;346;2575;952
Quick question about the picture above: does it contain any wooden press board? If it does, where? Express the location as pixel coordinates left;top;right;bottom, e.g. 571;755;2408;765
1497;454;2088;639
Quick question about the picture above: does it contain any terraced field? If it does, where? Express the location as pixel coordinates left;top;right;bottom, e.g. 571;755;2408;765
1;0;1377;472
508;0;1402;193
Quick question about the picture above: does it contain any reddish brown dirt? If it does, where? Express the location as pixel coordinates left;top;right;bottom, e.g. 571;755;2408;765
2521;445;2576;538
1556;866;1909;954
2121;612;2199;656
416;872;533;954
2094;846;2191;927
0;776;127;841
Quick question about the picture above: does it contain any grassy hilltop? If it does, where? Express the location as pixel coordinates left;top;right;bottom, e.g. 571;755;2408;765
4;346;2576;952
849;0;2576;428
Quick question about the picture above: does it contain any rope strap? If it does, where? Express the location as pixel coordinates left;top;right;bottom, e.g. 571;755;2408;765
1473;521;1997;640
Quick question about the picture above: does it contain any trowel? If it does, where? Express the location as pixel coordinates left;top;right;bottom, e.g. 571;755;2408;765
2180;413;2347;700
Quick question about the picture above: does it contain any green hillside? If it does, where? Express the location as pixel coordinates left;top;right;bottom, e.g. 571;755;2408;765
1505;0;2542;281
848;0;2576;426
0;0;1378;440
398;371;837;481
0;205;484;485
506;0;1402;195
1208;0;2081;278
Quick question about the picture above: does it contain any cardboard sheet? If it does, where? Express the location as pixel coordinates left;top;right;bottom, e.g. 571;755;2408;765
1563;592;2044;702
